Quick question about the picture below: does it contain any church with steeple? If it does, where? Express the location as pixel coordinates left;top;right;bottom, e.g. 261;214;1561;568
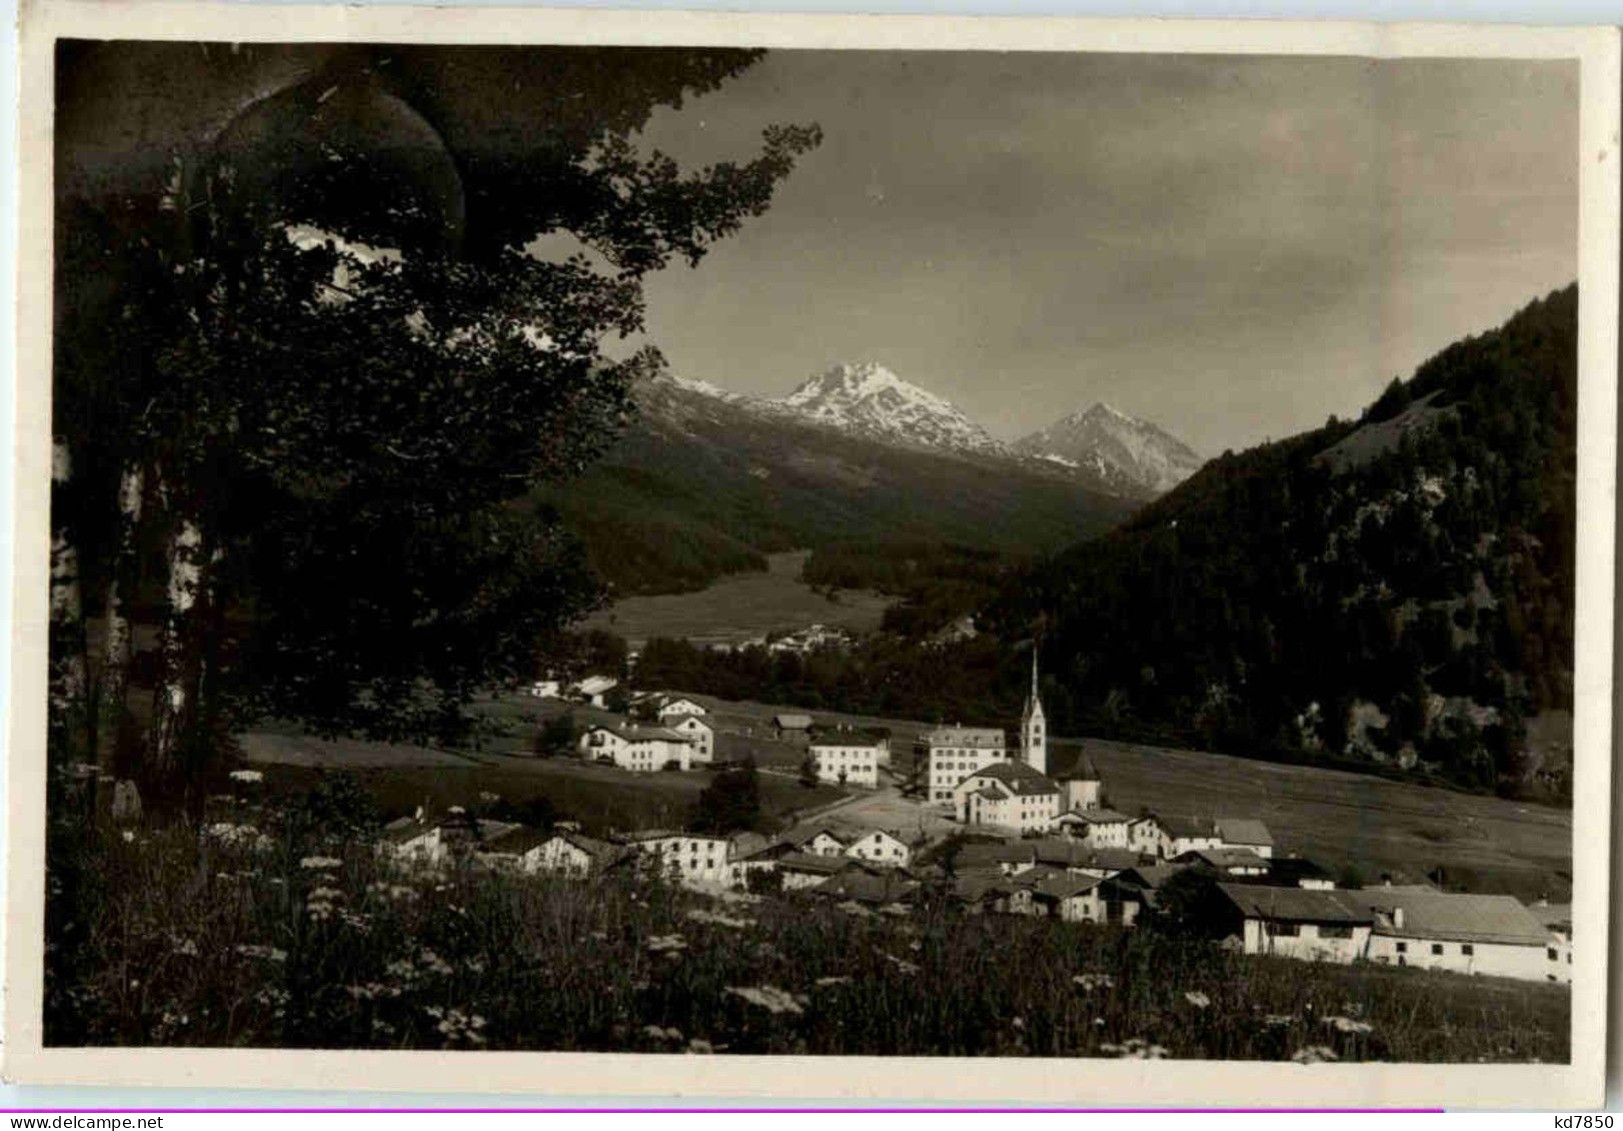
1020;650;1047;775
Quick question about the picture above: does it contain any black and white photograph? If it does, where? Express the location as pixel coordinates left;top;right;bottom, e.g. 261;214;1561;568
5;3;1617;1108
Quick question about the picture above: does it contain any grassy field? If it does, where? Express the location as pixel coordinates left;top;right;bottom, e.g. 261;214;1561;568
580;551;893;648
1059;737;1572;902
45;804;1571;1062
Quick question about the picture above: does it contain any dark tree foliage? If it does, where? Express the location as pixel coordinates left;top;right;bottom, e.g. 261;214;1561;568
51;42;819;784
691;759;762;834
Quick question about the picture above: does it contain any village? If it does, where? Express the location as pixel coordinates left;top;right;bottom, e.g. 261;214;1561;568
365;654;1575;988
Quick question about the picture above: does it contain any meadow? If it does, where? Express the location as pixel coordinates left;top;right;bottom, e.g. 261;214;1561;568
579;551;893;649
44;783;1570;1063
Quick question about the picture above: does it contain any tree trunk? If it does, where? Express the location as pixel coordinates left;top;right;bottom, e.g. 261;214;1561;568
96;462;146;773
149;490;205;782
48;436;89;756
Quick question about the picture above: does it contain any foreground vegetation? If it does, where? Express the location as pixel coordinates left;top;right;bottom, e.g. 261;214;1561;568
46;785;1569;1061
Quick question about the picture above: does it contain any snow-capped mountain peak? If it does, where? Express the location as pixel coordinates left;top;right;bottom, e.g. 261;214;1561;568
770;362;1004;455
1014;401;1204;495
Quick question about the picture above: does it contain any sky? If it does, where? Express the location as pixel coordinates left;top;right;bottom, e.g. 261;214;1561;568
629;51;1578;456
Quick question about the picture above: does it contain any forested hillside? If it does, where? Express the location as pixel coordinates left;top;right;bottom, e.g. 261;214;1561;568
994;287;1578;799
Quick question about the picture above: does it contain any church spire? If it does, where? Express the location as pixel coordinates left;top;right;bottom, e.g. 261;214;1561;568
1021;644;1046;774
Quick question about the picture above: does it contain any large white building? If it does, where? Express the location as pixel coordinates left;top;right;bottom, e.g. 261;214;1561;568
666;715;715;764
924;726;1008;803
954;761;1063;833
578;723;695;772
1216;884;1570;983
623;830;734;885
809;726;889;787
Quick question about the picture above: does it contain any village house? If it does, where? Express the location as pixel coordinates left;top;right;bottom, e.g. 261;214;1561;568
922;725;1008;803
811;869;919;909
777;850;861;890
1126;814;1164;857
481;828;622;877
378;814;443;866
773;713;816;743
1028;871;1107;923
1263;856;1337;890
1360;890;1570;983
1215;884;1374;964
621;830;733;886
953;761;1062;833
1174;847;1272;877
528;678;562;699
379;813;520;869
1214;885;1570;983
781;825;850;857
843;829;913;868
578;722;695;773
571;674;619;707
965;838;1144;880
1051;807;1136;848
1215;817;1275;859
655;696;708;719
808;725;889;787
1158;815;1223;860
666;715;715;764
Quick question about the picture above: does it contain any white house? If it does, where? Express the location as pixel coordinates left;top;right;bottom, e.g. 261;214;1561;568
924;726;1008;803
1126;814;1164;857
528;678;562;699
843;829;912;868
1028;872;1107;923
622;830;733;886
572;674;619;707
1360;890;1570;983
1051;807;1135;848
1158;815;1222;860
1215;817;1275;859
481;828;622;877
782;826;849;857
953;761;1062;833
1217;884;1374;964
808;726;889;787
655;696;708;719
378;816;442;866
579;723;694;773
777;851;857;890
666;715;715;764
1174;847;1271;877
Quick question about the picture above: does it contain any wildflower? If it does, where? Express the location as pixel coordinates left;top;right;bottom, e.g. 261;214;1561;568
646;934;688;955
170;938;199;958
1073;973;1114;992
643;1024;683;1042
121;830;136;843
371;1018;397;1037
686;1038;716;1054
725;985;806;1015
206;822;262;848
418;948;455;977
235;944;288;962
1291;1045;1339;1065
1323;1016;1373;1035
880;952;920;975
448;805;466;815
685;909;754;929
229;770;265;784
1011;1016;1026;1030
478;791;500;804
300;856;342;870
1184;991;1211;1010
815;976;852;987
1263;1014;1295;1028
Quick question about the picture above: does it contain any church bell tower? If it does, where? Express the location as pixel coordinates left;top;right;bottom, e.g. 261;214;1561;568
1021;649;1047;775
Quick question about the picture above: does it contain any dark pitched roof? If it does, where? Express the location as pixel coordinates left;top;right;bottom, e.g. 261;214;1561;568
777;851;856;875
1175;848;1270;871
922;726;1006;748
1358;890;1554;946
1217;884;1374;925
1032;872;1105;900
1053;750;1101;781
809;725;891;746
812;870;919;905
379;816;436;844
963;760;1059;796
782;825;848;849
1159;814;1218;839
1215;817;1275;847
1261;857;1334;886
1057;807;1135;825
1111;862;1190;890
